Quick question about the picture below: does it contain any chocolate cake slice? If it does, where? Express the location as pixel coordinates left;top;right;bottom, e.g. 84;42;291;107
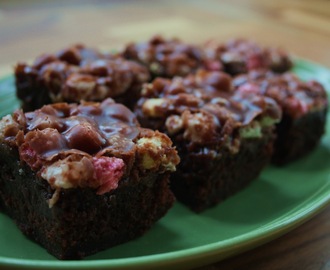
122;35;221;79
15;44;150;111
0;98;179;259
233;70;328;165
135;70;281;212
205;39;292;75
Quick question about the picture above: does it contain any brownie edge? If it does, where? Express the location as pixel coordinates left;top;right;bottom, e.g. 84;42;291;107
0;99;180;259
135;70;282;212
0;143;175;259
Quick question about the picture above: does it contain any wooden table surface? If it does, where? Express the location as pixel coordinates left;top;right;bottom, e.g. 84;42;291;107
0;1;329;269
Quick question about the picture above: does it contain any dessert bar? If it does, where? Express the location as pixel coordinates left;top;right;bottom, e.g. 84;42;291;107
233;71;328;164
136;70;281;211
15;44;150;111
0;98;179;259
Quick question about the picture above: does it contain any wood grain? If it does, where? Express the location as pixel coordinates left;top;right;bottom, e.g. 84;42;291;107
0;1;329;269
199;205;330;270
1;0;330;77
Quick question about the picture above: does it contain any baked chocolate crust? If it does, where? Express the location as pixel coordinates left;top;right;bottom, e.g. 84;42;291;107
0;143;174;259
15;44;150;111
205;39;292;75
171;127;275;212
272;108;327;165
233;70;328;164
136;70;281;211
122;35;221;79
0;99;179;259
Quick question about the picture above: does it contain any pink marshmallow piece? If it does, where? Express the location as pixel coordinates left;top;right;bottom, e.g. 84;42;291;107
93;156;125;195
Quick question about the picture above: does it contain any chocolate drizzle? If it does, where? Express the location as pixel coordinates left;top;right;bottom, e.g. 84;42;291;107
15;44;150;111
138;70;281;138
18;99;140;161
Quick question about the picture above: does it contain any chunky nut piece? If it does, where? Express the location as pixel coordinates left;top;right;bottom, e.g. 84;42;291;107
136;130;179;172
63;74;97;101
0;115;19;141
136;137;162;170
182;110;220;144
41;156;94;190
142;98;169;117
239;121;262;138
165;115;183;135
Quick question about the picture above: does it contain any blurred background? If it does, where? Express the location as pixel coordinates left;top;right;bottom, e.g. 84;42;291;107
0;0;330;76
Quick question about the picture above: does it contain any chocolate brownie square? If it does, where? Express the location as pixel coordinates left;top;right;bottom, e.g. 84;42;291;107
205;39;292;75
122;35;221;79
233;71;328;165
0;98;179;259
135;70;281;212
15;44;150;111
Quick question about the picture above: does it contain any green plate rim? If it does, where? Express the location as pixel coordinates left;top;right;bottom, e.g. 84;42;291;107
0;58;330;269
1;189;329;269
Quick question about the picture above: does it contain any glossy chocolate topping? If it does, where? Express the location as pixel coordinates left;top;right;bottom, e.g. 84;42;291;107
15;44;150;106
137;70;281;148
123;35;219;78
204;39;292;75
139;70;281;126
233;70;328;118
0;99;179;200
20;99;139;161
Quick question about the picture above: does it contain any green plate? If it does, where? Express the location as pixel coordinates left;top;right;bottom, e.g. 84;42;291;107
0;59;330;270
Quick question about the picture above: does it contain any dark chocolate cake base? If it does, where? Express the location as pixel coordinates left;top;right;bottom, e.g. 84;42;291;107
0;143;174;260
171;127;275;212
272;107;327;165
15;66;53;112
